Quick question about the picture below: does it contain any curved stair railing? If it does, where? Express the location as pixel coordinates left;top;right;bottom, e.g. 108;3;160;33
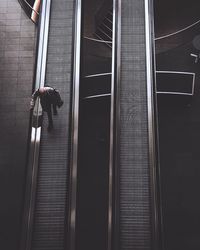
94;3;113;48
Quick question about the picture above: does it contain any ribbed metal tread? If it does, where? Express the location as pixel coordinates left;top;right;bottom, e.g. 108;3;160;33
119;0;153;249
31;114;69;250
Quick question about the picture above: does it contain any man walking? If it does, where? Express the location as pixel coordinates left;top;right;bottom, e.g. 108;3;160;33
30;86;63;131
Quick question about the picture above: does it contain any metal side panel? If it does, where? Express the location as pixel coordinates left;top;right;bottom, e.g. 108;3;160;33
31;0;74;249
119;0;152;249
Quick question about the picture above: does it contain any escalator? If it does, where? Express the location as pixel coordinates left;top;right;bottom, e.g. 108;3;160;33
21;0;74;249
21;1;155;250
22;0;115;249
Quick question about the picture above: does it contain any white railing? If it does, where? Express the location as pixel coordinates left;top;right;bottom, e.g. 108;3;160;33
156;71;195;95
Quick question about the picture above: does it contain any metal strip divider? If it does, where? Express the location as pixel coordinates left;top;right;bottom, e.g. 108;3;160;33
69;0;120;250
112;0;121;249
68;0;122;249
108;0;121;249
144;0;162;249
68;0;82;249
20;0;51;249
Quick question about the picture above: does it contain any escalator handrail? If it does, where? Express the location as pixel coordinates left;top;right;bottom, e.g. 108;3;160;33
68;0;82;250
144;0;162;249
20;1;51;250
108;1;121;250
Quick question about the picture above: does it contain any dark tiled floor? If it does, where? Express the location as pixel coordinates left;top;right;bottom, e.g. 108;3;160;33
155;0;200;37
156;23;200;250
83;0;103;36
0;1;37;249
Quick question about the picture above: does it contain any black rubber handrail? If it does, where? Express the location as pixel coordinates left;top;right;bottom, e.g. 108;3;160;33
145;0;163;249
20;1;51;249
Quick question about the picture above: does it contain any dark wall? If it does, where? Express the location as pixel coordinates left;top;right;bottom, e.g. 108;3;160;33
0;0;37;249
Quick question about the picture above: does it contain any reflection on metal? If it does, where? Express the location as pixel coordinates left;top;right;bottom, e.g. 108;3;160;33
144;0;160;249
36;1;51;88
110;0;121;249
156;71;195;96
84;72;112;78
31;127;36;142
84;36;112;44
155;18;200;41
69;0;82;249
20;0;51;250
33;97;42;117
108;3;114;250
83;93;111;99
108;0;121;249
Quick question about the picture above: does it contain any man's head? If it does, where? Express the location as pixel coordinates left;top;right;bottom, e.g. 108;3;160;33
39;87;46;94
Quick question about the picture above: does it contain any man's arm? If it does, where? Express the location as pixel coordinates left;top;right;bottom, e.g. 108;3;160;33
30;89;39;109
